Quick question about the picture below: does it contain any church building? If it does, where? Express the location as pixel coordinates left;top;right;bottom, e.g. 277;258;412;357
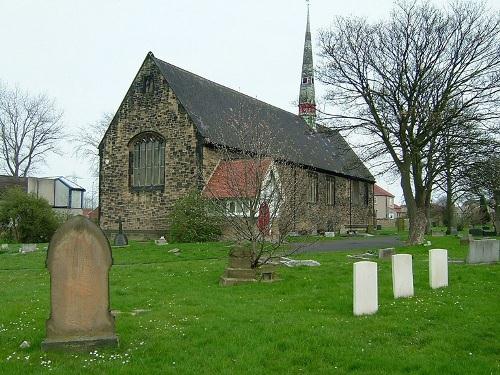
98;8;375;239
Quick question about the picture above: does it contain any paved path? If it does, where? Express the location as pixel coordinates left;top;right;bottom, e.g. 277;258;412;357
291;236;405;254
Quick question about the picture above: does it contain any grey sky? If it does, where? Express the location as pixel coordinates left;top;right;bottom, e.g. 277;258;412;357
2;0;494;204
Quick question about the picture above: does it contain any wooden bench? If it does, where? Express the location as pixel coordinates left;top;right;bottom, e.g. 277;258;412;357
344;224;368;234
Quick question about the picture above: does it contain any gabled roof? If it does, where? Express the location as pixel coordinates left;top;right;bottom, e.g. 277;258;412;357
150;54;374;182
374;184;394;197
203;159;272;199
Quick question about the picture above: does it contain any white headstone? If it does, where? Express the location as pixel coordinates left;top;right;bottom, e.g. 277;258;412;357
391;254;414;298
19;244;37;254
429;249;448;289
324;232;335;238
353;261;378;316
1;244;8;250
467;239;499;264
155;236;168;245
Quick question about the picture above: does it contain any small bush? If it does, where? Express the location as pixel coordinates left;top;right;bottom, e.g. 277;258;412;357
0;187;60;243
168;191;222;243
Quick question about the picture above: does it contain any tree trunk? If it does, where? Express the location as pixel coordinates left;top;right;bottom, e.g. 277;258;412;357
445;178;455;234
400;171;427;244
425;193;431;235
494;190;500;235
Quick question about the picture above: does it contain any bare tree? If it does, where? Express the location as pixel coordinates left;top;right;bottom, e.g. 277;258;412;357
203;121;315;268
73;112;113;178
0;83;63;177
318;1;500;244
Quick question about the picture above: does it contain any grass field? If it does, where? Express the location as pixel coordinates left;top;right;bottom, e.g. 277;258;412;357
0;236;498;374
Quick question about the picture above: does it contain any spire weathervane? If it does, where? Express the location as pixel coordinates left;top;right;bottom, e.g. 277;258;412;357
298;0;317;130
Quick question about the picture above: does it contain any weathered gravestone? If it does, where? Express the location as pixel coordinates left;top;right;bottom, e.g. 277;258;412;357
353;261;378;316
19;244;37;253
378;247;395;259
429;249;448;289
467;239;499;264
155;236;168;245
431;230;444;237
113;216;128;247
220;246;256;286
324;232;335;238
42;215;118;351
392;254;414;298
1;244;9;251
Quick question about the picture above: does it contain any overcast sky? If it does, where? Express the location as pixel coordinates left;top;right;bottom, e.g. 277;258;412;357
2;0;496;204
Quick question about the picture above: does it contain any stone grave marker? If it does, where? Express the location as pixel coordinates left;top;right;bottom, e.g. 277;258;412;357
220;246;257;286
391;254;414;298
449;227;458;235
42;215;118;351
353;261;378;316
113;216;128;246
155;236;168;245
429;249;448;289
378;247;395;259
324;232;335;238
1;244;8;251
19;244;37;254
467;239;499;264
431;230;444;237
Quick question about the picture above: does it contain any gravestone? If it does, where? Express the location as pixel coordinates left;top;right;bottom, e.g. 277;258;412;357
220;246;257;286
429;249;448;289
1;244;9;251
378;247;395;259
19;244;37;253
449;227;458;235
324;232;335;238
431;230;444;237
42;215;118;351
467;239;499;264
353;261;378;316
392;254;414;298
469;228;483;237
113;216;128;246
155;236;168;245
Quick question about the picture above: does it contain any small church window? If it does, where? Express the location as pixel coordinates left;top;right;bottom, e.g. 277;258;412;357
307;172;318;203
302;77;308;84
143;75;154;94
130;132;165;190
326;176;336;206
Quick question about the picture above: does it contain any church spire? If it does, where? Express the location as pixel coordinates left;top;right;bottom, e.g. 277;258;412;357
298;1;316;130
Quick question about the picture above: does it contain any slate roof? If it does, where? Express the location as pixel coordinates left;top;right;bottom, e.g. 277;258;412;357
374;184;394;197
151;53;374;182
202;159;272;199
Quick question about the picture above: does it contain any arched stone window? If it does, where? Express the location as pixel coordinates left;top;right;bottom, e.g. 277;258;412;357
129;132;165;190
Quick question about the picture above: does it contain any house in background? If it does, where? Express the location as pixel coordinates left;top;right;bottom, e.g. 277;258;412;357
0;175;85;216
394;204;407;219
374;184;395;219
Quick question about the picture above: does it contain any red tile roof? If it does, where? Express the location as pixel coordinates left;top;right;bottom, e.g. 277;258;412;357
374;184;394;197
203;159;272;199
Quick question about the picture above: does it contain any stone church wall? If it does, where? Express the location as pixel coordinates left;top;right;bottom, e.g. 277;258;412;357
99;56;200;238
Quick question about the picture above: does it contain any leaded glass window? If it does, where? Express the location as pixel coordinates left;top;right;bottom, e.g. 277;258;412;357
130;133;165;190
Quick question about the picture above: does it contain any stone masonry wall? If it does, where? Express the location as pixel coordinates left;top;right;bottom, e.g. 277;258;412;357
99;55;200;237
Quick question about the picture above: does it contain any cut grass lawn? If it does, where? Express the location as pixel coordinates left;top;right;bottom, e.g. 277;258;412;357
0;236;498;374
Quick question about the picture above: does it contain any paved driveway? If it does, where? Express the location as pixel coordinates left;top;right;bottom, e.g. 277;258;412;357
290;236;405;254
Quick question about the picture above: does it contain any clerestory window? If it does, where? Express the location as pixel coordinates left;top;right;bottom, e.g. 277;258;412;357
129;132;165;190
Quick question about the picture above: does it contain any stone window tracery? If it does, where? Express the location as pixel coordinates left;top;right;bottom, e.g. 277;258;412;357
129;132;165;190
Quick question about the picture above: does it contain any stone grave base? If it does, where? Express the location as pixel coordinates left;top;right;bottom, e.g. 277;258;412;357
220;267;257;286
42;335;118;351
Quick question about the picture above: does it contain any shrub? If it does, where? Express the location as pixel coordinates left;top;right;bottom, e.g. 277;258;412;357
0;187;60;243
168;191;222;243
